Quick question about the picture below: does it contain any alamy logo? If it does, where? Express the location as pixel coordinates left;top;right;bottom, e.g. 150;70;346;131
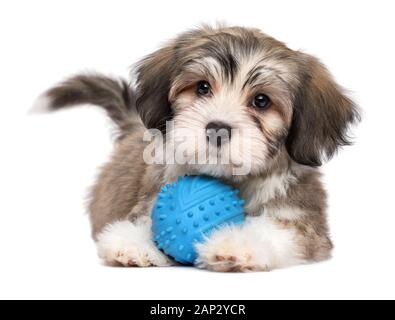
142;121;252;175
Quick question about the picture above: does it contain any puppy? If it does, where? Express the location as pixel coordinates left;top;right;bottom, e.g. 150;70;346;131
37;25;359;272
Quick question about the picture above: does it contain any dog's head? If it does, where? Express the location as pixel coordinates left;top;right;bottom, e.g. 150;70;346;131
135;25;359;178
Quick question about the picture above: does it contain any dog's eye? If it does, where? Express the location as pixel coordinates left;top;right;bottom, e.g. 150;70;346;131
197;81;211;96
252;94;271;109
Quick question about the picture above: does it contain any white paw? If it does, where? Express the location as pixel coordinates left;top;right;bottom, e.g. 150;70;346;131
196;216;306;272
96;220;171;267
195;225;269;272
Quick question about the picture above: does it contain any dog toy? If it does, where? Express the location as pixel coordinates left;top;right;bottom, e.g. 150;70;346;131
152;175;245;265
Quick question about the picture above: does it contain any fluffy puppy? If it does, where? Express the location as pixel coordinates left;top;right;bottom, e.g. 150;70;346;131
37;25;359;272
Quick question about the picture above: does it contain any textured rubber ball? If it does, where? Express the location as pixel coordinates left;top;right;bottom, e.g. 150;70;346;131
152;175;245;265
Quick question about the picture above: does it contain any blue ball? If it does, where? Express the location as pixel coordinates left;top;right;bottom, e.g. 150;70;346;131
152;175;245;265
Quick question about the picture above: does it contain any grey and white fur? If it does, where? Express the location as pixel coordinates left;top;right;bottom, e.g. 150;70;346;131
36;25;359;272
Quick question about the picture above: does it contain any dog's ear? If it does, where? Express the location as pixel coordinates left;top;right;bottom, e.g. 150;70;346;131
286;54;360;166
135;45;177;131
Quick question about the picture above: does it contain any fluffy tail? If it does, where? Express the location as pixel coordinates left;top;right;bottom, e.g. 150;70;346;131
34;73;139;134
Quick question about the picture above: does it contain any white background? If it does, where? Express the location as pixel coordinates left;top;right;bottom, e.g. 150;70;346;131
0;0;394;300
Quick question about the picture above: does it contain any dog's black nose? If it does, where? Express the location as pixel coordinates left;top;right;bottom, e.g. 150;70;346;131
206;121;232;147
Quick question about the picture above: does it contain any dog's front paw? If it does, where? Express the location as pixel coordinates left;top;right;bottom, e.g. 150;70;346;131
96;220;171;267
195;226;269;272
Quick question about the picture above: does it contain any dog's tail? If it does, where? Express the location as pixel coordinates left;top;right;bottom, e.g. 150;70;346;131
33;73;140;135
